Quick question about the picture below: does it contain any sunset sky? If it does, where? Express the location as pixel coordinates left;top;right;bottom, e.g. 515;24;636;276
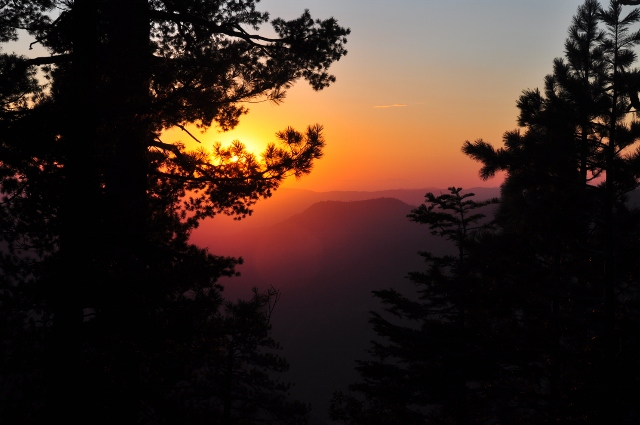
186;0;593;192
8;0;598;191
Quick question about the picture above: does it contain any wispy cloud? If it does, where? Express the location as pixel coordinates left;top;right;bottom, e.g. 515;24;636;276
374;103;407;109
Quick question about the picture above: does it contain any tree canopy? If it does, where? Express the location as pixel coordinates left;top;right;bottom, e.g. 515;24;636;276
1;0;350;220
330;188;497;425
462;0;640;421
0;0;349;422
334;1;640;424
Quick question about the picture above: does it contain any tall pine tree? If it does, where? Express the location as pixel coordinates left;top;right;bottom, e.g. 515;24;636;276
330;188;496;425
0;1;349;422
463;1;640;422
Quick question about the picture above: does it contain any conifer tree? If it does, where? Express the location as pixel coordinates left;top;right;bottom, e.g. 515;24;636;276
0;0;348;421
144;287;309;425
463;1;640;422
330;188;496;425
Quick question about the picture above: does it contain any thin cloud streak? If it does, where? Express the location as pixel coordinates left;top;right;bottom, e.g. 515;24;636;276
373;103;407;109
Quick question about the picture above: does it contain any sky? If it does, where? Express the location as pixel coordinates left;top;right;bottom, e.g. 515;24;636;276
6;0;603;192
176;0;594;192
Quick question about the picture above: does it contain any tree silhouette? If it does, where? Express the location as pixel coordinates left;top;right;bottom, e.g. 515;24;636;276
1;0;349;421
329;2;640;423
135;286;309;425
330;188;497;425
463;1;640;422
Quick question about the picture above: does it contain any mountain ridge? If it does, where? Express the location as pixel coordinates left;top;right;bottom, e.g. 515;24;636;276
191;186;500;247
210;195;464;425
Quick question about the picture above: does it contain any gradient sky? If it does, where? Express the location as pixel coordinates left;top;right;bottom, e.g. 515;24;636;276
7;0;600;191
178;0;594;192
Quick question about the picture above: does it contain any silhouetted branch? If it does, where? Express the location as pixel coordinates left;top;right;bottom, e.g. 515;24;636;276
149;139;187;158
23;54;71;66
265;285;280;322
150;10;287;46
151;170;276;183
177;124;202;144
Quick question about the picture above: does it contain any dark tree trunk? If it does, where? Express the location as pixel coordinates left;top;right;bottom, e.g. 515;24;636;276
602;54;618;423
98;0;152;419
48;0;99;421
48;0;153;420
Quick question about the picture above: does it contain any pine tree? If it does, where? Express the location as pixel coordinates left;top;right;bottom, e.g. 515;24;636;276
0;1;349;421
144;287;309;425
463;1;640;422
330;188;496;425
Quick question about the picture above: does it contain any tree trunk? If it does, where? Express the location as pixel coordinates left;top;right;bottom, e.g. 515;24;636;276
49;0;153;420
98;0;152;419
602;53;618;423
48;0;99;420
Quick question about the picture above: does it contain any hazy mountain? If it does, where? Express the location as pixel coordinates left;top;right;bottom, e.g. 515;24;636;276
190;189;493;424
190;186;500;246
212;197;434;424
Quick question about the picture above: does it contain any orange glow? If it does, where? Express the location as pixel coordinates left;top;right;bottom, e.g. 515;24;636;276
202;129;267;156
155;1;591;193
11;1;589;194
160;80;509;193
161;125;269;156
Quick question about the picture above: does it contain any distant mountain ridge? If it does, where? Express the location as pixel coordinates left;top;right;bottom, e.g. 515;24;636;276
191;186;500;247
189;188;500;424
205;195;481;425
284;197;414;232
